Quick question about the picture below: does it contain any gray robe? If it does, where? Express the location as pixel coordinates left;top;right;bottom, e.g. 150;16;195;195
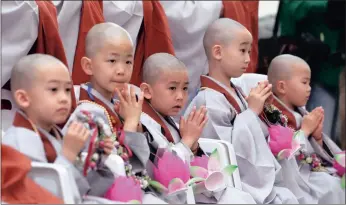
271;97;345;204
2;111;87;203
141;106;257;204
185;75;299;204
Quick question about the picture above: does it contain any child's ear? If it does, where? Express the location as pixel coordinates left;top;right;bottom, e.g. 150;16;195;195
81;57;93;76
277;80;286;95
211;44;222;60
14;89;30;109
140;83;153;100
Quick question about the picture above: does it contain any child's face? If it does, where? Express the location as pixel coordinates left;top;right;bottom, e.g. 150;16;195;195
25;64;72;128
88;37;133;95
283;63;311;107
146;69;189;116
220;29;252;78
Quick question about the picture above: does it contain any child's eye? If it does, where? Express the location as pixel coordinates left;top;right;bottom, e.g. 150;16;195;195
240;49;246;53
126;61;132;65
108;59;116;63
169;87;176;91
50;88;58;92
65;88;71;92
183;87;188;91
248;50;251;55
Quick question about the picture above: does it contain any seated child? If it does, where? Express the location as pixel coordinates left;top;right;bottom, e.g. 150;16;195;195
185;18;299;204
63;22;165;203
2;54;91;203
140;52;256;204
266;54;345;203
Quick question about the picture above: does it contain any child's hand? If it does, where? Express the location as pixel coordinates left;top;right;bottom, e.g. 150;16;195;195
301;107;323;137
101;137;114;156
312;108;324;145
115;84;144;132
247;81;273;115
180;106;208;148
62;121;90;162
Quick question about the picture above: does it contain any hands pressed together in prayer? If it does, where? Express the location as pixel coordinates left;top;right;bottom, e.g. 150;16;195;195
302;107;324;146
180;106;208;151
247;80;273;115
114;84;144;133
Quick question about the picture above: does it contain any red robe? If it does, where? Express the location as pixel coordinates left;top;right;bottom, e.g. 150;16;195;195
71;0;105;86
222;0;259;73
1;144;63;204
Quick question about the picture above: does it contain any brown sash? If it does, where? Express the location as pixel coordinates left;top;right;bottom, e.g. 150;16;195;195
200;75;242;114
12;112;57;163
71;0;105;85
132;1;175;86
1;144;63;204
142;100;175;143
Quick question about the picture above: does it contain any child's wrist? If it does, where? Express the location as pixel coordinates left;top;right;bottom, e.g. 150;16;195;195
181;138;195;148
62;149;77;163
124;120;139;132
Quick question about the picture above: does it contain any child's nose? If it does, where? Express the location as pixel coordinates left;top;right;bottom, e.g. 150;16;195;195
115;65;125;75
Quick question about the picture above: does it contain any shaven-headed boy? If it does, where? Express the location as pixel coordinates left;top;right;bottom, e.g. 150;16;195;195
186;18;299;204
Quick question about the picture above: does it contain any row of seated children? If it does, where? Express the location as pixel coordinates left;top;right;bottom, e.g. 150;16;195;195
2;18;345;204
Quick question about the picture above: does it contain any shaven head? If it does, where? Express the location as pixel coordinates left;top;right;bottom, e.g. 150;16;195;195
85;22;133;58
142;53;187;85
267;54;310;94
203;18;249;59
268;54;311;108
11;54;67;93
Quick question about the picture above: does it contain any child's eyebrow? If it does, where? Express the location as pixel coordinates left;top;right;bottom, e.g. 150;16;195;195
240;42;251;46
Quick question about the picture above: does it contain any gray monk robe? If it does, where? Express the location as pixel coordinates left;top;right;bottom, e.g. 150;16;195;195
185;75;299;204
141;100;256;204
2;111;87;203
64;83;165;203
270;96;345;204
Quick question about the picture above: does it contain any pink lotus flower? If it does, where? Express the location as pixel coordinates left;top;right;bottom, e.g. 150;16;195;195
333;151;345;177
191;155;209;170
268;125;294;156
153;150;190;188
104;176;142;203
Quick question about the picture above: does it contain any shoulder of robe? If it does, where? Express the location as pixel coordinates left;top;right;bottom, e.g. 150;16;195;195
140;112;161;131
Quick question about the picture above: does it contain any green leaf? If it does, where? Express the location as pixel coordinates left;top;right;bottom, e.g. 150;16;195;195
222;165;238;176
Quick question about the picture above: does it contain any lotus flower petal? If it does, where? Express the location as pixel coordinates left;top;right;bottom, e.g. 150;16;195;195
205;171;227;192
208;149;221;172
191;155;209;169
277;149;292;160
186;177;206;186
190;166;208;179
104;176;142;203
168;178;186;193
268;125;293;156
341;175;345;189
335;151;345;168
153;150;190;188
223;165;238;176
148;180;168;194
333;151;345;177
